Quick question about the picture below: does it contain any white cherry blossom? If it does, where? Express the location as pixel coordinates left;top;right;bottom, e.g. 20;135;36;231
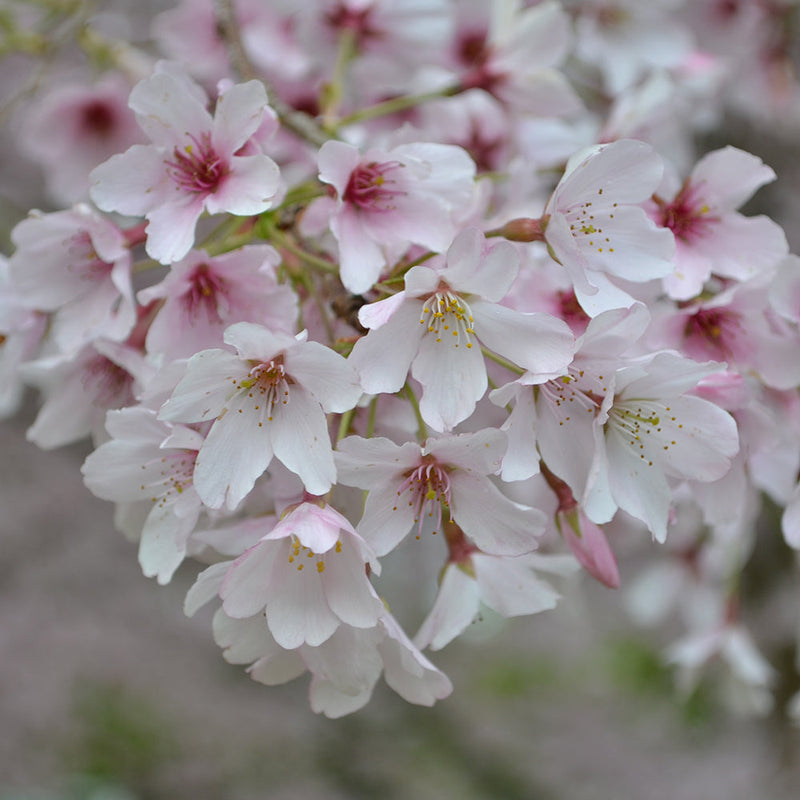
158;322;362;508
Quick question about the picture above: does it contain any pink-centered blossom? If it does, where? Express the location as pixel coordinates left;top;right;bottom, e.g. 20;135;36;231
21;75;142;204
22;339;152;449
335;428;546;557
651;146;788;299
542;138;676;314
82;407;204;585
90;64;282;264
158;322;362;509
455;0;582;116
349;227;574;431
584;351;740;543
413;550;571;650
137;245;297;360
219;501;383;649
9;205;135;351
303;139;476;294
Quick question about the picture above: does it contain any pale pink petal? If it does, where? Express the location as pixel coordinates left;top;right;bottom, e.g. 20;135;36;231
205;153;281;216
473;554;561;615
318;139;362;196
145;195;205;264
414;564;480;650
220;541;282;618
270;387;336;495
473;301;574;375
285;341;362;413
128;69;212;147
335;436;422;489
425;428;507;475
349;301;426;394
691;146;776;212
90;145;172;216
413;330;487;431
193;395;274;509
333;207;387;293
267;568;341;648
450;471;544;555
158;350;246;423
212;80;269;153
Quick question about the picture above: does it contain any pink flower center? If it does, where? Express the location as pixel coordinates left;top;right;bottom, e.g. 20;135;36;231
683;307;749;361
656;183;717;243
81;100;116;137
82;354;134;407
181;264;227;323
237;356;293;421
324;3;382;49
166;132;226;194
343;161;405;212
395;456;452;539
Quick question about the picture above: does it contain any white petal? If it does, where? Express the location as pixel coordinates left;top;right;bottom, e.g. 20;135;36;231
414;564;480;651
450;472;544;555
270;387;335;495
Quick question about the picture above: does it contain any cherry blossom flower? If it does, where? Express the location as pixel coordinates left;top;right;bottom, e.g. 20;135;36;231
90;65;282;264
651;146;788;299
20;75;142;204
569;0;693;95
82;407;204;584
584;351;740;542
303;139;476;294
22;339;152;449
219;501;383;648
335;428;546;557
349;227;574;431
137;245;297;360
158;322;362;508
455;0;582;116
413;542;573;650
9;205;136;351
200;602;452;717
542;138;676;314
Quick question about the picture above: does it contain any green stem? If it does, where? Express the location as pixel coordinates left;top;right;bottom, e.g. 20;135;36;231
336;407;356;443
366;396;378;438
481;347;524;376
321;27;357;129
403;383;428;441
267;226;340;275
337;85;461;128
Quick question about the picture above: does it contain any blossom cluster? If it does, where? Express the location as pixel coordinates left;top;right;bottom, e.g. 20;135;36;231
3;0;800;718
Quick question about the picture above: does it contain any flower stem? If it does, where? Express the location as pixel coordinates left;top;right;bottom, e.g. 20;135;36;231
337;85;461;128
403;382;428;441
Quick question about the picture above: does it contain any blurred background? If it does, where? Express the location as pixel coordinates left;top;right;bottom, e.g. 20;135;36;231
2;1;800;798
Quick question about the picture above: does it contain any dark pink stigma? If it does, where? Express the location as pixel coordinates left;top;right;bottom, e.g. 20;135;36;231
181;264;226;323
324;2;382;48
396;457;452;538
81;100;116;137
683;308;748;361
343;161;404;212
457;29;490;69
656;182;717;243
166;132;226;194
82;355;134;408
556;289;591;335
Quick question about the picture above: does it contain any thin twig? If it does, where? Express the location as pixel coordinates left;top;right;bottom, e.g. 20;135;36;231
213;0;330;148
